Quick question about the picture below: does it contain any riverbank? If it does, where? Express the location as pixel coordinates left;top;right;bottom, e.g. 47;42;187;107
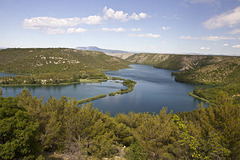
77;94;107;104
188;92;209;103
109;78;136;96
76;77;136;104
0;78;107;87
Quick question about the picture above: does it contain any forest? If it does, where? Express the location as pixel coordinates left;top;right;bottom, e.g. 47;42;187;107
0;89;239;160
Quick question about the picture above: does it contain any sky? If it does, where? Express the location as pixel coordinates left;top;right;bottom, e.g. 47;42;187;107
1;0;240;55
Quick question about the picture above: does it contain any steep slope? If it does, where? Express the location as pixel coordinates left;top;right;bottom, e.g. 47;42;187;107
0;48;129;74
173;58;240;84
126;53;234;71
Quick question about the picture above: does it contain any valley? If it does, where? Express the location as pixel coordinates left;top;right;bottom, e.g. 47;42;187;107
0;48;239;160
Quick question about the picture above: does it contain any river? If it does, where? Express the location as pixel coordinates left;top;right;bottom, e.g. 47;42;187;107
0;64;206;115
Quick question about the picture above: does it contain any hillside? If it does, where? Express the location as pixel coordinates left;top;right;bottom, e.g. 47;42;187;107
126;53;236;71
0;48;129;85
0;48;129;74
173;58;240;85
125;53;240;104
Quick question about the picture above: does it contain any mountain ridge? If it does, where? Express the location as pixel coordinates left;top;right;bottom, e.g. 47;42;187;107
76;46;130;54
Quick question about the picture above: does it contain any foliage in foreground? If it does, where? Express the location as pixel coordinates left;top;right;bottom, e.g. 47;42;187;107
0;90;239;159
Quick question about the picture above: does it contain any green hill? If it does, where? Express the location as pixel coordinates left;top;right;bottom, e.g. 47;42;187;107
126;53;237;71
0;48;129;74
173;58;240;85
0;48;129;85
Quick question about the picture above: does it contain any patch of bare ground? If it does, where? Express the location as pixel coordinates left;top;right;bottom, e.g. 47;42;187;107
105;53;134;60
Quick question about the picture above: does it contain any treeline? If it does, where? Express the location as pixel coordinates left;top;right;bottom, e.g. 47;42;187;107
192;84;240;105
77;78;137;104
0;90;239;160
109;78;137;96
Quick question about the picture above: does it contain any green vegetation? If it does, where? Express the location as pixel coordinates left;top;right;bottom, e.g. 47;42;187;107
0;90;239;159
173;59;240;85
126;53;234;70
0;96;39;159
0;48;129;86
192;83;240;105
77;94;107;104
172;58;240;104
75;77;136;104
126;53;240;104
109;77;137;96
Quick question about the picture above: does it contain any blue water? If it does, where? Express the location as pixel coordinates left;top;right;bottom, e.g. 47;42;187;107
0;64;206;115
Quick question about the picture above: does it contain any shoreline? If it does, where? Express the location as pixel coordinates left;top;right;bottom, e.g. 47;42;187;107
77;77;137;104
0;78;107;87
188;92;215;106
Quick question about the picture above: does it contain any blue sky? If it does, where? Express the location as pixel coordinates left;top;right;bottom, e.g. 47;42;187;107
1;0;240;55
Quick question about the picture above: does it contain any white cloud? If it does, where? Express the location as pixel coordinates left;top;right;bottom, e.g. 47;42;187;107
23;7;148;34
200;47;210;50
232;44;240;48
46;28;66;35
181;36;235;41
129;12;147;20
103;7;128;21
224;43;229;46
180;36;199;40
229;28;240;35
103;7;147;21
81;16;102;25
162;26;171;30
23;16;100;34
102;27;126;32
202;36;235;41
204;6;240;29
101;27;142;32
185;0;217;4
23;17;81;29
67;28;87;33
129;33;161;38
131;28;142;31
23;16;101;30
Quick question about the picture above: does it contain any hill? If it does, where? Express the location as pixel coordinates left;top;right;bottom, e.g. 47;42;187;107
173;58;240;85
126;53;237;71
0;48;129;73
125;53;240;104
76;46;129;53
0;48;129;85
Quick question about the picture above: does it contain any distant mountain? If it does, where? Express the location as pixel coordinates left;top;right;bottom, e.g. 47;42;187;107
76;46;129;53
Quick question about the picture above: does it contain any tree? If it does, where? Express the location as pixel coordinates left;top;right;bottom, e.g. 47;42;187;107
125;141;147;160
0;97;39;160
132;108;179;159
